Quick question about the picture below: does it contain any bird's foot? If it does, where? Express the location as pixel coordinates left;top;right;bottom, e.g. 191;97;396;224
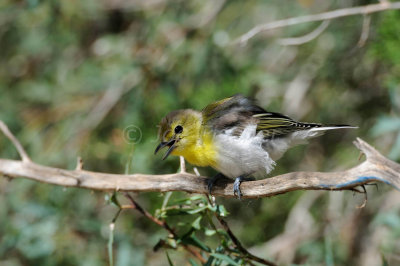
207;173;226;195
233;176;255;200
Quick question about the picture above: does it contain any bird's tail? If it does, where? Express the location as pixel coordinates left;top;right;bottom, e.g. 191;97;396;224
294;122;357;139
300;123;358;132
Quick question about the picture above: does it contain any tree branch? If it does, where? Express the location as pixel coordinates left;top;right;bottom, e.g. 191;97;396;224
233;2;400;45
124;193;207;263
0;120;399;198
0;121;31;163
276;20;330;46
206;193;276;265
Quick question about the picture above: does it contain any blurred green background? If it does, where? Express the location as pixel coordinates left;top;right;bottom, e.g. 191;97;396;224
1;0;400;265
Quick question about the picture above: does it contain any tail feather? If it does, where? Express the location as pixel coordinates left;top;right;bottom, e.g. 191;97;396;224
294;122;357;139
306;124;358;132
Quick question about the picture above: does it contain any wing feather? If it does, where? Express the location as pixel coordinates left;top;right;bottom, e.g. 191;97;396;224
201;95;340;139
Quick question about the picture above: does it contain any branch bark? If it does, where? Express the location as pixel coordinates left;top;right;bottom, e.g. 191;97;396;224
0;121;399;198
233;2;400;45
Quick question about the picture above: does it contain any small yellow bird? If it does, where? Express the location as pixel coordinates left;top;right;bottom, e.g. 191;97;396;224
155;94;356;198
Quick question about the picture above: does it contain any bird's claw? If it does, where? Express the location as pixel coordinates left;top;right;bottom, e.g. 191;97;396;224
207;173;224;195
207;179;215;195
233;177;242;199
233;176;254;199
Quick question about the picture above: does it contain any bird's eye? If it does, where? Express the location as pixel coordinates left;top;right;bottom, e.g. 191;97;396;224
174;125;183;134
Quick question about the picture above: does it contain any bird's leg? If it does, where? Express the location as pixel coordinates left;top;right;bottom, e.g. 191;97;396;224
233;175;255;200
207;173;226;195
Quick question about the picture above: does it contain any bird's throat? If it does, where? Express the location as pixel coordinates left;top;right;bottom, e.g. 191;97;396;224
173;128;217;168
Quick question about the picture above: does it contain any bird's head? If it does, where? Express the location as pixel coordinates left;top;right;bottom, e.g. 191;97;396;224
155;109;202;160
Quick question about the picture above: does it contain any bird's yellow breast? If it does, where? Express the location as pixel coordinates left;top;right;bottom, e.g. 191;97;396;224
172;130;217;168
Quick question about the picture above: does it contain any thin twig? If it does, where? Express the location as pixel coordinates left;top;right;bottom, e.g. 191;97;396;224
356;185;368;209
0;121;31;163
276;20;330;46
203;195;276;265
124;193;206;263
233;2;400;45
193;167;201;177
180;156;186;173
76;157;84;170
215;214;277;266
357;14;371;47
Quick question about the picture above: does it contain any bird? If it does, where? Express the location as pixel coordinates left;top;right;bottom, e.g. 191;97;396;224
155;94;356;199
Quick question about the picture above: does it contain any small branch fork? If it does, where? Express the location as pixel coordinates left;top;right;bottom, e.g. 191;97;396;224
204;195;276;266
233;2;400;45
123;193;206;263
0;121;31;163
0;120;399;197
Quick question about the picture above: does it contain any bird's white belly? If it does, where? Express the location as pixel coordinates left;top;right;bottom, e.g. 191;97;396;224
213;125;276;178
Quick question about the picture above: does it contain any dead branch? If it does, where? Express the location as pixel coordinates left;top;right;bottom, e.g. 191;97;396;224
276;20;330;46
357;14;371;47
0;121;31;163
0;120;399;198
233;2;400;45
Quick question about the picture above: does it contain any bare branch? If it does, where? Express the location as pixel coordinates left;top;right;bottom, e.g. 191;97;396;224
276;20;330;46
233;2;400;45
0;121;31;163
0;121;398;198
357;14;371;47
0;136;398;198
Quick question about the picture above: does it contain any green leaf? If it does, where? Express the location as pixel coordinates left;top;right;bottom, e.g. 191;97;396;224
217;205;229;217
204;256;215;266
165;208;195;216
110;192;121;208
162;192;173;210
170;198;192;205
204;228;216;236
181;232;211;252
210;253;240;266
190;195;208;202
187;205;207;214
192;216;202;230
207;205;217;212
189;258;200;266
170;195;206;205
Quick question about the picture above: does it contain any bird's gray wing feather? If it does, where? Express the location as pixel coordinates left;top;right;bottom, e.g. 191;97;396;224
202;94;264;134
202;94;320;138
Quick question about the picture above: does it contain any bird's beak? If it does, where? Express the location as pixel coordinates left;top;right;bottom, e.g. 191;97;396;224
154;138;177;160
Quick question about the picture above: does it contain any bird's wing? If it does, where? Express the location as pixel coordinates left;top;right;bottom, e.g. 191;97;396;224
202;94;324;138
201;94;265;133
253;112;321;138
